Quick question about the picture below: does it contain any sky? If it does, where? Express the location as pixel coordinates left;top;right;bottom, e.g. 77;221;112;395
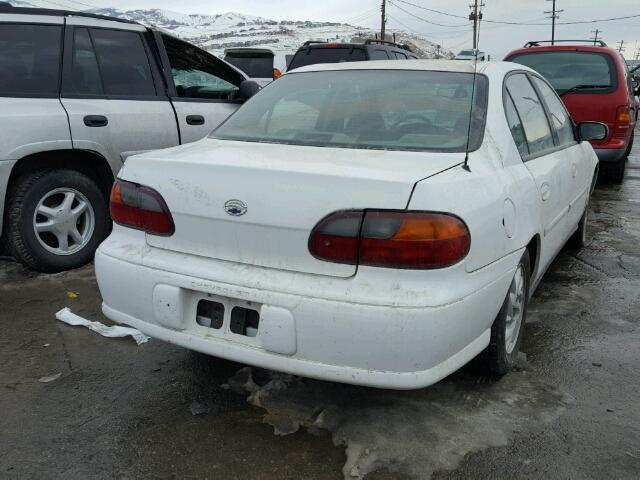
38;0;640;58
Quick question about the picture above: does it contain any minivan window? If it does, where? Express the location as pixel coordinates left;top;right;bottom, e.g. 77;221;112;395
91;29;156;97
531;76;576;146
224;51;274;78
288;47;367;70
213;70;488;152
506;73;555;155
0;24;62;96
508;51;616;94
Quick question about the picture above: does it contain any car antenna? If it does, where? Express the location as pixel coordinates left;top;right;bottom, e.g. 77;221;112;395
463;14;483;172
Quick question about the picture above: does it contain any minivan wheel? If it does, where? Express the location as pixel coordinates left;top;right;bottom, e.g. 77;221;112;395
5;169;110;273
477;250;530;376
608;158;626;184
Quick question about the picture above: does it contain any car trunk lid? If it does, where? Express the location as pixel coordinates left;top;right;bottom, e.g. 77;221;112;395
122;139;463;278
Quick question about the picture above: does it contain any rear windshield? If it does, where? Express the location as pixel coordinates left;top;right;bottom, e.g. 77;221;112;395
508;51;616;94
212;70;488;153
224;52;274;78
288;47;367;70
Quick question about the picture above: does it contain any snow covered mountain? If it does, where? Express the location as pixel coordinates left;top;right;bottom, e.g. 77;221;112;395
7;2;453;59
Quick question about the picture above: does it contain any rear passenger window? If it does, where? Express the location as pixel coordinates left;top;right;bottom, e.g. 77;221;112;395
0;24;62;96
531;76;575;147
370;49;390;60
90;29;156;97
506;74;555;156
68;28;103;95
504;93;529;157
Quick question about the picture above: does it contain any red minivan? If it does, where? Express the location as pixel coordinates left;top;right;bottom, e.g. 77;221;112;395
505;41;639;182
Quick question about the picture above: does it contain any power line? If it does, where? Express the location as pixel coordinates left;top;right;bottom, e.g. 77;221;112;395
389;1;469;28
393;0;640;26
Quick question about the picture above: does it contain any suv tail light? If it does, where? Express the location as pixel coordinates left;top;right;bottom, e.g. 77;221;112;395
110;180;174;236
614;105;631;138
309;210;470;269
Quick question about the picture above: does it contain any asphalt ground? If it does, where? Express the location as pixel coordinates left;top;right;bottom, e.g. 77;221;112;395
1;133;638;479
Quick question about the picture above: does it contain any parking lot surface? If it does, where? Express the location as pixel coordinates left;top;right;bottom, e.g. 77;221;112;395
1;133;639;479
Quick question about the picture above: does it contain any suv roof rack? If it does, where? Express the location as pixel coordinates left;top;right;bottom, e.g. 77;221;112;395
524;40;607;48
0;5;139;25
302;40;329;46
364;38;412;52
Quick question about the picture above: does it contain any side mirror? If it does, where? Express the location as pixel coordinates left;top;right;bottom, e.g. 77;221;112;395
577;121;608;142
238;80;261;101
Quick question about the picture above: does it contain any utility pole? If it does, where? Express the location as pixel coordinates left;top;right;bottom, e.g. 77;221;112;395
591;29;602;45
616;39;625;53
380;0;386;41
544;0;563;45
469;0;485;49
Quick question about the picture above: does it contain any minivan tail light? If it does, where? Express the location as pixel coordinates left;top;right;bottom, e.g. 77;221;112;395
110;179;175;236
309;210;470;269
614;106;631;137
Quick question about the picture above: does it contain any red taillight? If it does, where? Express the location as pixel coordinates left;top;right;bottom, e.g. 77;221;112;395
321;43;341;49
309;210;470;269
110;179;174;236
308;210;362;265
614;105;631;138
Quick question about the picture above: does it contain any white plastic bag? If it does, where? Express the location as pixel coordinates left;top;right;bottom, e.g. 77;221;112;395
55;308;149;345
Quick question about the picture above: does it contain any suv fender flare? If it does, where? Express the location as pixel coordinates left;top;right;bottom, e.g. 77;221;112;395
0;149;115;237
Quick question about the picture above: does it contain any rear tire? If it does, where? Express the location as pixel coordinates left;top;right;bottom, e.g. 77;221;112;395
607;158;626;184
477;250;531;376
5;169;110;273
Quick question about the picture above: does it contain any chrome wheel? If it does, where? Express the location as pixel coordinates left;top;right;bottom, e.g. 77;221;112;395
505;264;526;354
32;187;95;256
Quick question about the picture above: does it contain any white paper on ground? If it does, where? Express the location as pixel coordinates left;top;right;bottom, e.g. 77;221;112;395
55;307;150;345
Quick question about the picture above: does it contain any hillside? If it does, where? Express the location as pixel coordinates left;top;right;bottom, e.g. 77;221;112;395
7;2;452;59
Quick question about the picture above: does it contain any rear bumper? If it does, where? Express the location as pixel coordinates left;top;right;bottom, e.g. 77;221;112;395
594;148;626;163
95;232;519;389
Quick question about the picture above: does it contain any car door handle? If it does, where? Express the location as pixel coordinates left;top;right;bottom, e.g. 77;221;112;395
540;182;551;201
186;115;205;126
83;115;108;127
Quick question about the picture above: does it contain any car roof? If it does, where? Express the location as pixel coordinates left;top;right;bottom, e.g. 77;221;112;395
286;59;515;75
505;44;620;59
0;5;139;25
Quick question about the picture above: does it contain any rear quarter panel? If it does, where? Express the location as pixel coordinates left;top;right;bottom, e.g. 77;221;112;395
0;98;72;235
408;66;541;275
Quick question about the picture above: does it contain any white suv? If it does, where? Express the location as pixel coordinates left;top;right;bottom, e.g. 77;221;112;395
0;4;257;272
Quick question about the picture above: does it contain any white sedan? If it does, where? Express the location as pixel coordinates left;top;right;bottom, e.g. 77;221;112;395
96;60;602;389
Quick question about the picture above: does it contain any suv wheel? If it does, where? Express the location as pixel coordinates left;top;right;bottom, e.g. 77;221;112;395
5;169;110;272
